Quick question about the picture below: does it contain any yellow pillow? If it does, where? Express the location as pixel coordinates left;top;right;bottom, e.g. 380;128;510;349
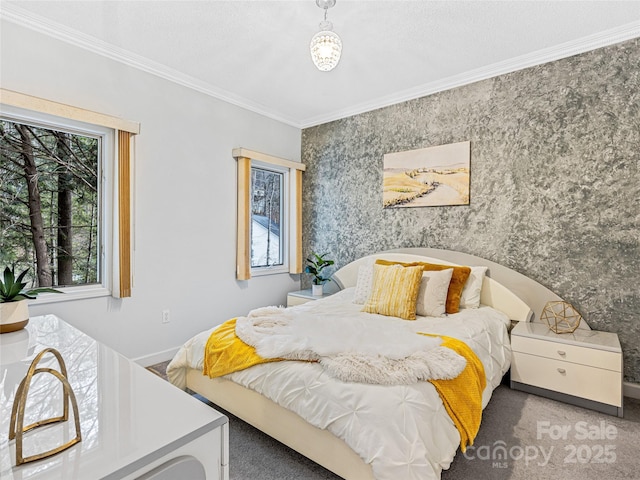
375;259;471;314
362;264;424;320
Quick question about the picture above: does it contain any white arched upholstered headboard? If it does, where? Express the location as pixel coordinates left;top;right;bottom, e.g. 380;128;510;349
332;250;535;323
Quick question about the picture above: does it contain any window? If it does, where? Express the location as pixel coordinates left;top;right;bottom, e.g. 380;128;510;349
0;89;138;300
1;115;104;289
234;148;304;279
251;165;285;268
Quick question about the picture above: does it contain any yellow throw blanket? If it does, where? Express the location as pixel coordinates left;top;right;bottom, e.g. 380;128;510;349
203;318;283;377
203;319;485;452
421;333;486;452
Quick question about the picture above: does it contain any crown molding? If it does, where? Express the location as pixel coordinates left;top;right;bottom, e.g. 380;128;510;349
300;20;640;128
0;3;301;128
2;3;638;130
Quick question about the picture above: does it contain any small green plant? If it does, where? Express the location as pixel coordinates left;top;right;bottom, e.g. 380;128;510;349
0;267;62;303
304;252;335;285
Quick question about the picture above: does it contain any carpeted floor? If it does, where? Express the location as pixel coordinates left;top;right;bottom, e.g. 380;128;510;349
147;362;640;480
145;360;172;379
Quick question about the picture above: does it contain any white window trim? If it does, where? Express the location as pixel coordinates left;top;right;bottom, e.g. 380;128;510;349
250;161;289;276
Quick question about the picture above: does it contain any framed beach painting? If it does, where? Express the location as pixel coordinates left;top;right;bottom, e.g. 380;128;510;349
383;141;470;208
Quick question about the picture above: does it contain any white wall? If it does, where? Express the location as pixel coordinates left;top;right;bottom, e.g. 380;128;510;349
1;21;302;362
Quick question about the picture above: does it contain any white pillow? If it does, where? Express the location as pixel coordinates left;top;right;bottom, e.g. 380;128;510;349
416;268;453;317
352;262;375;304
459;266;488;309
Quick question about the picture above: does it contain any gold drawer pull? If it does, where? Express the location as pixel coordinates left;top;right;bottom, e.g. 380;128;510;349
557;368;566;374
557;350;566;356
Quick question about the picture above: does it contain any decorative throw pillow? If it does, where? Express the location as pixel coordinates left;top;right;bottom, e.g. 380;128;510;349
353;262;375;304
362;264;424;320
459;266;488;309
416;269;454;317
375;259;472;314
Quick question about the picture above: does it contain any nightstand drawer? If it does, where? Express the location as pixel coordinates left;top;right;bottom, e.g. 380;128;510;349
511;335;621;372
287;295;312;307
511;352;622;406
287;289;333;307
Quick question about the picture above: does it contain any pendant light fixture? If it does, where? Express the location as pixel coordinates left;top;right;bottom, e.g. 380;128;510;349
310;0;342;72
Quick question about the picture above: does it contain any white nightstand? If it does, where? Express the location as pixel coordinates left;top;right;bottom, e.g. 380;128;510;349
287;289;333;307
510;321;623;417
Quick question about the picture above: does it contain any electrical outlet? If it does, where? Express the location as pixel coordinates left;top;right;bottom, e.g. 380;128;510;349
162;310;170;324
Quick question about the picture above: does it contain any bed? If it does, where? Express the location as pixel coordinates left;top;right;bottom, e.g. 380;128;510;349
167;249;534;480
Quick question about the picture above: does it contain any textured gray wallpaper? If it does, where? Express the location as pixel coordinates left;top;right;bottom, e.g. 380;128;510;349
301;38;640;383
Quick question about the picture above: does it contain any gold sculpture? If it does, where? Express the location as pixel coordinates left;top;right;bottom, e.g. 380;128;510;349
541;301;583;334
8;347;81;465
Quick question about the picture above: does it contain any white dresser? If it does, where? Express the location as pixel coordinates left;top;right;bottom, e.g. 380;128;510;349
510;321;623;417
0;315;229;479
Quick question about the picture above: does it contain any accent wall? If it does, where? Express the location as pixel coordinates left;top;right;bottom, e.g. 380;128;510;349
301;38;640;383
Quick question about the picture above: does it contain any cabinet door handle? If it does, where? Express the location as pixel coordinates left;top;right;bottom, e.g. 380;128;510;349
557;368;566;374
557;350;566;356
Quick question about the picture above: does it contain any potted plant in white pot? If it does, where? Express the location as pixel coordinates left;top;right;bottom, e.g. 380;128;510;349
304;252;335;296
0;267;62;333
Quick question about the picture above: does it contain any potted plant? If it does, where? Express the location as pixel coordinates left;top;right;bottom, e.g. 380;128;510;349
304;252;335;296
0;267;62;333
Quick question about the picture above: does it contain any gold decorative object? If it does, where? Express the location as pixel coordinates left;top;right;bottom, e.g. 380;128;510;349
9;347;81;465
541;301;583;334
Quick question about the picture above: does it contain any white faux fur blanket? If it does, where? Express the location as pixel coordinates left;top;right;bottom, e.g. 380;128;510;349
235;306;466;385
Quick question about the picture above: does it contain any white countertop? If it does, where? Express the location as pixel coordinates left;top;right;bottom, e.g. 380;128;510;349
0;315;227;480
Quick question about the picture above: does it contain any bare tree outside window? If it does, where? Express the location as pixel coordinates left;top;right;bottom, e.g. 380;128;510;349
0;118;100;288
251;167;283;268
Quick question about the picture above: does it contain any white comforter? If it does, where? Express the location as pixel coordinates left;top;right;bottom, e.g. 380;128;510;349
167;288;512;480
235;305;466;384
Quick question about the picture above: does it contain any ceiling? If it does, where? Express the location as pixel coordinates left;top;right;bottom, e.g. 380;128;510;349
2;1;640;128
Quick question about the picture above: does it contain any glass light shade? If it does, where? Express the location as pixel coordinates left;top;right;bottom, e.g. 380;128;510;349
310;30;342;72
